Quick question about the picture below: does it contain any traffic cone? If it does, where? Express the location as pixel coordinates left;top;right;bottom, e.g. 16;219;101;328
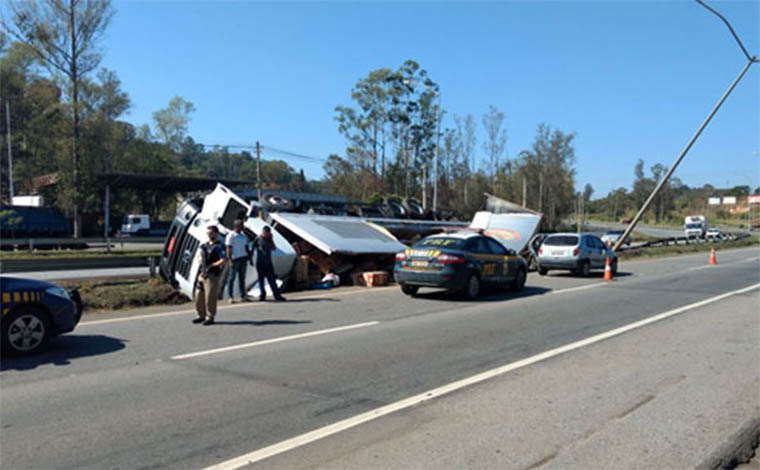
709;248;717;265
603;256;614;282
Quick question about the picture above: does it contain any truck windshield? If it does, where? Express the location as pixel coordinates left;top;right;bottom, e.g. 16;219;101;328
686;223;702;229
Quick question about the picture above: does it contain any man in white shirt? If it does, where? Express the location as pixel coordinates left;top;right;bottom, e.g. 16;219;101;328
225;219;251;302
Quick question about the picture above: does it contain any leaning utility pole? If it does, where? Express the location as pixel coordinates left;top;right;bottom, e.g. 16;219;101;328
255;141;262;203
6;101;14;201
614;0;758;251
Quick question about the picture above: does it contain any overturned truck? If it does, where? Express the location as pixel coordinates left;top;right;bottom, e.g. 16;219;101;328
159;184;542;300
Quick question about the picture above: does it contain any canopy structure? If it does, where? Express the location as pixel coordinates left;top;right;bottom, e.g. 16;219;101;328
98;173;253;192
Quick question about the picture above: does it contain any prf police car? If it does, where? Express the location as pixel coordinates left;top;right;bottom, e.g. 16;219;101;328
1;276;82;356
394;231;528;299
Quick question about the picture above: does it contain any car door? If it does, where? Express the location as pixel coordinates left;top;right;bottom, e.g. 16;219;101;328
591;236;607;267
485;238;511;283
470;237;498;284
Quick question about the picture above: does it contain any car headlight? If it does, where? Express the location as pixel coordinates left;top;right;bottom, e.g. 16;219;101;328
45;286;71;300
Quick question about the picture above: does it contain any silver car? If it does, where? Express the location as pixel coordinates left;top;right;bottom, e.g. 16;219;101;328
600;229;631;247
537;233;617;277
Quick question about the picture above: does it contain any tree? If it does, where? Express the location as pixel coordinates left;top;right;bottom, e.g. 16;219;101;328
583;183;594;202
453;113;476;207
6;0;114;236
481;105;507;191
152;96;196;151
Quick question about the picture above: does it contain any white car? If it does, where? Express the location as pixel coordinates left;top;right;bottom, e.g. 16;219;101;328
600;230;631;247
705;228;721;239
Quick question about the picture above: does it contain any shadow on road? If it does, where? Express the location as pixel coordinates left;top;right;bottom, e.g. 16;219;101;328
413;286;552;302
255;298;339;303
211;319;312;326
0;334;127;371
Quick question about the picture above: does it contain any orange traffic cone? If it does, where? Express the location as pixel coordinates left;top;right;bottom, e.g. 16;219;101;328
603;256;614;282
709;248;717;265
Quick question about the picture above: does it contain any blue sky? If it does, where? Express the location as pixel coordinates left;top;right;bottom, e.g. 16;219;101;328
100;0;759;198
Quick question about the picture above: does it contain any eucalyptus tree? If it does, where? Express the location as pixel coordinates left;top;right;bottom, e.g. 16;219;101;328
5;0;114;237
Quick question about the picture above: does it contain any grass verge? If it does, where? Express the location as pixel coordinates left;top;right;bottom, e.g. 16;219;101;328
57;277;188;312
618;236;760;261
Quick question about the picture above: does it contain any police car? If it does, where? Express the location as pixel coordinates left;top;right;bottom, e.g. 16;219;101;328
1;276;82;356
394;231;528;299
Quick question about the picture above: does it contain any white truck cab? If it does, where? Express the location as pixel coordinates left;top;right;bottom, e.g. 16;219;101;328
162;184;296;301
121;214;151;235
684;215;707;239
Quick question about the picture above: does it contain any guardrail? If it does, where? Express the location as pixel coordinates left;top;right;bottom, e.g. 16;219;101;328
617;232;750;251
0;256;160;276
0;236;166;250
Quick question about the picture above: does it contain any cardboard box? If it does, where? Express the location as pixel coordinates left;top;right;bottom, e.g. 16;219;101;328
362;271;388;287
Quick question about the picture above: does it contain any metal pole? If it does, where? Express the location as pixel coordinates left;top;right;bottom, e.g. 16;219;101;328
613;58;756;252
104;184;111;254
433;90;441;212
522;176;527;208
6;101;14;201
256;141;262;203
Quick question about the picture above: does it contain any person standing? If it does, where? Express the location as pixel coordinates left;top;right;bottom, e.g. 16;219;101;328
253;226;286;301
226;219;250;303
194;225;227;325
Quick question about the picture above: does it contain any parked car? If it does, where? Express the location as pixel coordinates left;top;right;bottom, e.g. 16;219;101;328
705;227;722;239
1;276;82;355
394;231;528;299
537;233;617;277
601;229;631;247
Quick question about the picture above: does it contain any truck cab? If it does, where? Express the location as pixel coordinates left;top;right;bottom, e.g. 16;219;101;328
121;214;150;235
159;184;295;300
684;215;707;239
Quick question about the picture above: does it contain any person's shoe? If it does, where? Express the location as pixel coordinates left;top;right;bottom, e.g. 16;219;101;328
192;318;205;324
275;296;286;302
229;298;239;304
202;319;215;326
259;297;266;302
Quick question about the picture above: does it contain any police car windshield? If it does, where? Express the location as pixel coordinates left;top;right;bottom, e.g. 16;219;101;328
413;237;466;249
544;235;579;246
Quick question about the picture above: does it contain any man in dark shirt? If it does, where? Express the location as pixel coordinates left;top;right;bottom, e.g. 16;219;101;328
194;225;227;325
253;226;285;301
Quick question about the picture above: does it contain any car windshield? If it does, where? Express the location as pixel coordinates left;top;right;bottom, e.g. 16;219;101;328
413;237;466;249
606;230;623;235
543;235;579;246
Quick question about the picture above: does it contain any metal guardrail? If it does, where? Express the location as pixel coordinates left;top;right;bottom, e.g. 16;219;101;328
0;236;165;249
0;256;160;275
617;233;749;252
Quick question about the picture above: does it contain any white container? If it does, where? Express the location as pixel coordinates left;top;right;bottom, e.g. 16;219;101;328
12;195;44;207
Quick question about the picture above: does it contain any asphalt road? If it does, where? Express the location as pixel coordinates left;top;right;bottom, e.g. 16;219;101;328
1;247;758;469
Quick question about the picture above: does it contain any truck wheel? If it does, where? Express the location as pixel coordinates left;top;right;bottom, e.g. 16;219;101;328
462;272;481;300
1;306;52;356
401;284;419;296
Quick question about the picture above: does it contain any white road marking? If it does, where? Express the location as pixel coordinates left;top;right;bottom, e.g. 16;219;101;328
550;283;607;295
78;287;397;326
203;283;760;470
171;321;380;360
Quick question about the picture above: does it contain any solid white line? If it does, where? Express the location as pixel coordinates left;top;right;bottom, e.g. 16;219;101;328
79;287;397;326
550;283;607;295
171;321;380;360
203;282;760;470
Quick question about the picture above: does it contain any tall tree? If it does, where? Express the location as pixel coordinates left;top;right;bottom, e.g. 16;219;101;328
481;105;507;191
152;96;196;151
583;183;594;202
5;0;113;236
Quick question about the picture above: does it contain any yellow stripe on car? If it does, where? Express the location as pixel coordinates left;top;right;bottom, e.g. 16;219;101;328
2;292;9;303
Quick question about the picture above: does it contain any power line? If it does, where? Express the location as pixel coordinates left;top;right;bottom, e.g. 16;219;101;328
194;142;328;163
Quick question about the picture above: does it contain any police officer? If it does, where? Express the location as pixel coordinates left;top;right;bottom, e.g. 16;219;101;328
253;226;285;301
194;225;227;325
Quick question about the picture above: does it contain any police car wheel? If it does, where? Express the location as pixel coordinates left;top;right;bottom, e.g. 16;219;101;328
511;268;526;291
538;266;548;276
1;307;51;356
401;284;419;296
463;273;480;300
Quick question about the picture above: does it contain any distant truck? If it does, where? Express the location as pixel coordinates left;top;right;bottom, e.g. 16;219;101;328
684;215;707;239
120;214;170;237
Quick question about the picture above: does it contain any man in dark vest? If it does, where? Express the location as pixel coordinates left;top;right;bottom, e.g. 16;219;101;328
194;225;227;325
253;226;286;301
